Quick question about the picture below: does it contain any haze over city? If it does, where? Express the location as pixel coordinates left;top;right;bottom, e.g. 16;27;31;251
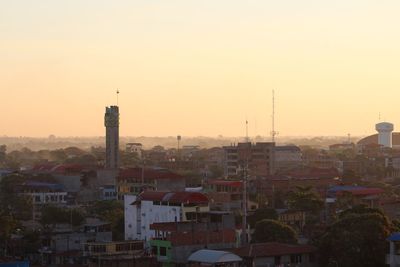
2;1;400;137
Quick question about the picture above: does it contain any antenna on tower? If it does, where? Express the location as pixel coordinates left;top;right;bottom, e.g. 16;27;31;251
245;120;249;143
116;89;120;106
271;89;279;143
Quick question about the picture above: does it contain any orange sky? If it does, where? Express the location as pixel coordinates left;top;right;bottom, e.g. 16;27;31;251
1;1;400;137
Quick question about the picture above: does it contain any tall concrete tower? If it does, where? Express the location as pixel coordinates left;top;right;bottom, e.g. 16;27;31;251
105;106;120;169
376;122;394;148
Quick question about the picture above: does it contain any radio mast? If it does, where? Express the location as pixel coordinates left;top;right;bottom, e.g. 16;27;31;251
271;90;278;142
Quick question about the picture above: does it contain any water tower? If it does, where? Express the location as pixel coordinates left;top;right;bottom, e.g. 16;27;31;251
375;122;394;148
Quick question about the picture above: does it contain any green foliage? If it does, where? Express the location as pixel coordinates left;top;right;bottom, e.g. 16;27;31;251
318;207;393;267
287;186;324;215
0;174;32;220
338;205;385;219
252;219;297;244
40;205;84;227
0;215;17;245
248;208;278;228
91;200;124;241
120;151;141;167
22;230;41;254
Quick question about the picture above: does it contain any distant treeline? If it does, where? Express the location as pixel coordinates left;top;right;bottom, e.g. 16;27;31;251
0;135;362;151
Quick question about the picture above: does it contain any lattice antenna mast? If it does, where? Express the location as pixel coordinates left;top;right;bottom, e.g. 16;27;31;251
271;90;279;142
246;120;249;143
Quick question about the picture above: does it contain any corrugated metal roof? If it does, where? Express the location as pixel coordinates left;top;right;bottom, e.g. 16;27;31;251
188;250;242;264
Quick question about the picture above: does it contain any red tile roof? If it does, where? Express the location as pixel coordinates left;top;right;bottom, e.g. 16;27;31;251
118;168;184;181
134;191;209;205
232;242;317;258
337;188;384;196
208;180;243;188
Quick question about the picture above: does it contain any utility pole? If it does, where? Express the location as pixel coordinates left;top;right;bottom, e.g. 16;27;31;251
242;120;249;246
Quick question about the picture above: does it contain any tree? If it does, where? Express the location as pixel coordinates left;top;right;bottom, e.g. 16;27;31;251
0;174;32;220
252;219;297;244
0;215;17;256
287;186;324;215
40;205;84;228
318;207;393;267
91;200;124;241
0;145;6;164
248;208;278;228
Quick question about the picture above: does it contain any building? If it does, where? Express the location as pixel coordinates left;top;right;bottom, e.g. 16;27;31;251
223;142;275;178
329;143;356;152
150;212;237;266
275;145;303;171
205;180;243;212
326;185;385;209
39;221;112;266
83;240;157;267
278;210;306;233
188;250;242;267
105;106;120;169
118;168;186;198
387;233;400;267
250;167;339;201
124;191;210;242
231;242;317;267
126;143;143;159
357;122;400;150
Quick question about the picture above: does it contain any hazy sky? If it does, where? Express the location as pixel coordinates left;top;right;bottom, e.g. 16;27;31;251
1;1;400;137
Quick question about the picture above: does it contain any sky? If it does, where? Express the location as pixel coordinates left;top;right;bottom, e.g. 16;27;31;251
1;1;400;137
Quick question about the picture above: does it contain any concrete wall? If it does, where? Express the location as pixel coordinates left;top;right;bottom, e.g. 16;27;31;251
124;196;183;242
54;174;81;193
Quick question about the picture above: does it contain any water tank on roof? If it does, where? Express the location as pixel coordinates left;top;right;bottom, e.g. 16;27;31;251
376;122;394;148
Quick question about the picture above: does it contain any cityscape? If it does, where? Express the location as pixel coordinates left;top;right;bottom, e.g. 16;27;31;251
2;1;400;267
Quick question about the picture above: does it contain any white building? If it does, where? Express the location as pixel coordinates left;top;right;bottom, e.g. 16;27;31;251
126;143;143;159
124;191;209;241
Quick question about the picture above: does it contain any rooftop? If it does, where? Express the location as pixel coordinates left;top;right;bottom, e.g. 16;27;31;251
231;242;317;258
132;191;209;205
118;167;183;181
188;250;242;264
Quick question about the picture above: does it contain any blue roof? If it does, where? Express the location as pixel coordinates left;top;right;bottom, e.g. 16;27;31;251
388;233;400;241
25;181;65;191
328;186;366;193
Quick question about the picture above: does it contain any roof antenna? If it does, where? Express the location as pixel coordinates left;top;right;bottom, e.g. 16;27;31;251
245;119;249;143
271;89;279;143
116;89;120;106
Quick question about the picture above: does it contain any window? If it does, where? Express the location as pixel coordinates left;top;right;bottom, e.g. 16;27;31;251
291;254;302;264
160;247;167;256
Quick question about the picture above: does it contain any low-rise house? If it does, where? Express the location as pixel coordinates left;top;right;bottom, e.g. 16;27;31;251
39;220;112;266
188;250;242;267
278;210;306;233
83;240;157;267
149;212;237;266
118;168;185;199
327;185;385;209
